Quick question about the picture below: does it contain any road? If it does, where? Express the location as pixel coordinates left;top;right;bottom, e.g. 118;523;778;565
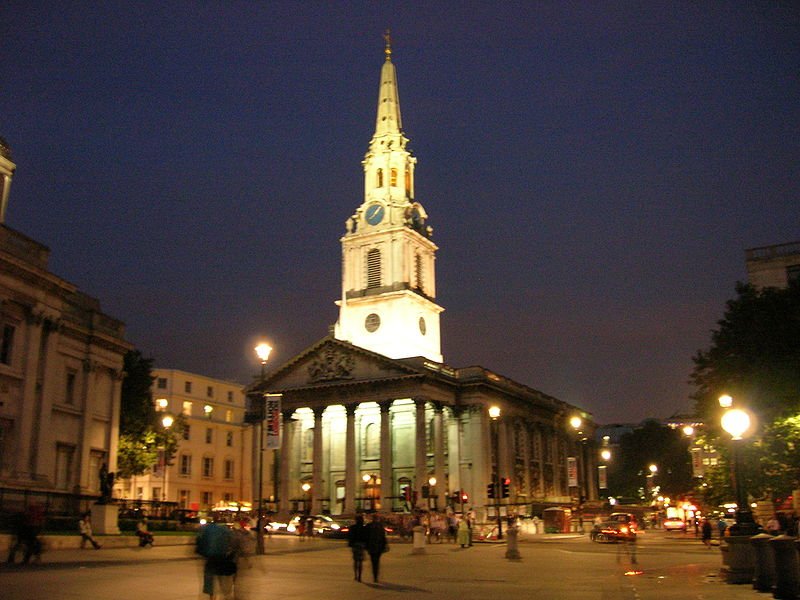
0;530;764;599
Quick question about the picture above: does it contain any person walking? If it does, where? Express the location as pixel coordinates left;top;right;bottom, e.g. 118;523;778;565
701;518;712;548
79;513;101;549
196;515;237;600
347;513;368;582
136;518;154;547
365;513;388;583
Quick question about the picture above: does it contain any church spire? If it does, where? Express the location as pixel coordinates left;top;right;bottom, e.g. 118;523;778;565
374;29;402;137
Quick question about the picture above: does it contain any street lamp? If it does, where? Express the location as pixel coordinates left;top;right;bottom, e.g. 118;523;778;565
646;464;657;500
254;342;272;555
428;476;437;510
489;406;503;540
301;482;311;513
570;416;586;519
161;414;174;503
719;395;756;534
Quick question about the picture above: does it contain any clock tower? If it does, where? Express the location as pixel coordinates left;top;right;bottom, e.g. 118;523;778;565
334;34;443;363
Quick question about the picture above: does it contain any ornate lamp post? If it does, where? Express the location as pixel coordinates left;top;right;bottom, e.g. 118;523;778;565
719;394;756;534
161;414;174;503
489;406;503;540
428;477;437;511
254;342;272;555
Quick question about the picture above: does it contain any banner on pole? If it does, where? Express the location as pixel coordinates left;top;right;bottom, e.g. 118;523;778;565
598;465;607;489
567;457;578;488
265;393;282;449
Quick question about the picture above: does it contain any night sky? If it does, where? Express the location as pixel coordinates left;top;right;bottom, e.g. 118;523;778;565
3;2;798;424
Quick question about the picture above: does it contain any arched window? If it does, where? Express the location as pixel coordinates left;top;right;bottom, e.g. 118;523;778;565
390;168;397;187
376;168;383;188
405;167;411;193
415;253;423;290
364;422;379;458
366;248;381;289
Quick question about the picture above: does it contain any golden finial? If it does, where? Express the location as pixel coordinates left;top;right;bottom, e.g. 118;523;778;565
383;29;392;61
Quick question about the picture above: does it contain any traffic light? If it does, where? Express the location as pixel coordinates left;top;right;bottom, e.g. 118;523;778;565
501;477;511;498
460;491;469;503
487;483;496;498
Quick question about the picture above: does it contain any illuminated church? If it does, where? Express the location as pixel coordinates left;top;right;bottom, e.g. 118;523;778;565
254;37;597;520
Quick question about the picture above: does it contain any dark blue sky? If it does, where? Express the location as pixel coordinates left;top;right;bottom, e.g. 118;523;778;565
2;2;798;424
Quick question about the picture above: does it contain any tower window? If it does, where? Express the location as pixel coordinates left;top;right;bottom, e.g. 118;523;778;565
405;168;411;193
0;324;15;365
390;168;397;187
366;249;381;289
376;168;383;188
415;253;424;291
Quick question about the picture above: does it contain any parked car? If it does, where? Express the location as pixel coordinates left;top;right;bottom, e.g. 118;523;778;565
663;517;687;532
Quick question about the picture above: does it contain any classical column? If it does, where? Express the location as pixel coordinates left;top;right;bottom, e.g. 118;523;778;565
414;398;428;510
108;368;124;474
447;408;462;497
379;400;393;511
33;318;60;482
343;403;358;515
15;310;45;481
432;404;445;509
278;409;294;515
77;359;98;492
311;407;324;514
497;417;510;486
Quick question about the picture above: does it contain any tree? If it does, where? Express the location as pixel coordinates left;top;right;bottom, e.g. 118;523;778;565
690;280;800;502
116;350;184;481
606;420;693;501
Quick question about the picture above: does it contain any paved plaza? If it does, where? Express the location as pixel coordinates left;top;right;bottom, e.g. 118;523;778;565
0;531;771;600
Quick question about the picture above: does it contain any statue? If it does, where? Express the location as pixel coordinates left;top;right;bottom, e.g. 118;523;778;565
98;463;114;504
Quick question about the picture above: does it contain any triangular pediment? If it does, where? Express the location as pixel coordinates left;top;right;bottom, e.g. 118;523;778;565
259;336;424;392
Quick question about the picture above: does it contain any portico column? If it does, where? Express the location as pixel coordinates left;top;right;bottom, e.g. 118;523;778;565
15;310;44;480
311;407;324;514
77;360;97;492
497;418;510;487
278;409;294;515
447;408;462;496
433;404;445;510
414;398;428;510
343;403;358;515
379;401;393;511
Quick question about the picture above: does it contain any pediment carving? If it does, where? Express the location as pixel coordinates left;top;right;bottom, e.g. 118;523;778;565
307;346;356;382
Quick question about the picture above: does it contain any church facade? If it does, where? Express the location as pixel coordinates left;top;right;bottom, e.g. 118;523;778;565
254;39;597;520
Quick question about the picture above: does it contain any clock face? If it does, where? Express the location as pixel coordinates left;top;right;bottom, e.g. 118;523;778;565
365;203;385;225
419;316;427;335
365;313;381;332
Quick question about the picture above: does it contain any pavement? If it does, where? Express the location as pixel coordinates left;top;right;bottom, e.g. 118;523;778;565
0;530;780;600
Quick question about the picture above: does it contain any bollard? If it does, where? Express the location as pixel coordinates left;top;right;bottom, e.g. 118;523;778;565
723;535;756;584
505;525;521;560
411;525;426;555
770;535;799;599
750;533;776;592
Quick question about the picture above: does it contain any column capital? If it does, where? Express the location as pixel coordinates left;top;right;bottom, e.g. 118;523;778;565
344;403;358;417
378;399;392;413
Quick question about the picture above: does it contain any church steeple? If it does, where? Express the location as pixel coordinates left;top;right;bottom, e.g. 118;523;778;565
334;35;444;363
374;30;402;137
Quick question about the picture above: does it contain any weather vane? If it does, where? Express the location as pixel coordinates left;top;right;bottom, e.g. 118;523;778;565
383;29;392;61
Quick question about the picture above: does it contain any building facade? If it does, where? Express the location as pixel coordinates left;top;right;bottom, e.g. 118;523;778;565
252;39;597;521
745;241;800;289
119;369;254;511
0;138;132;495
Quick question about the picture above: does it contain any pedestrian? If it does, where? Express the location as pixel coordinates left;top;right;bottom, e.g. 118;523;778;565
196;515;238;600
701;518;712;548
365;513;388;583
136;518;154;547
457;516;471;548
79;513;102;549
717;517;727;538
7;505;44;564
347;513;368;582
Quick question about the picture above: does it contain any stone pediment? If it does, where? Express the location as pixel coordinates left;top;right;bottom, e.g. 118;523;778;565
261;336;423;391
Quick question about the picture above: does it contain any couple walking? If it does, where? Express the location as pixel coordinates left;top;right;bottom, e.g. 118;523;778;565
347;513;388;583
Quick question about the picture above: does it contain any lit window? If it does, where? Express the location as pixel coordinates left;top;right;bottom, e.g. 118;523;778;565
376;168;383;188
225;410;233;423
156;398;169;411
390;168;397;186
182;401;192;416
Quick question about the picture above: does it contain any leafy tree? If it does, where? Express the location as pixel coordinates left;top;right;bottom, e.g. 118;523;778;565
116;350;185;481
606;420;693;501
690;280;800;502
